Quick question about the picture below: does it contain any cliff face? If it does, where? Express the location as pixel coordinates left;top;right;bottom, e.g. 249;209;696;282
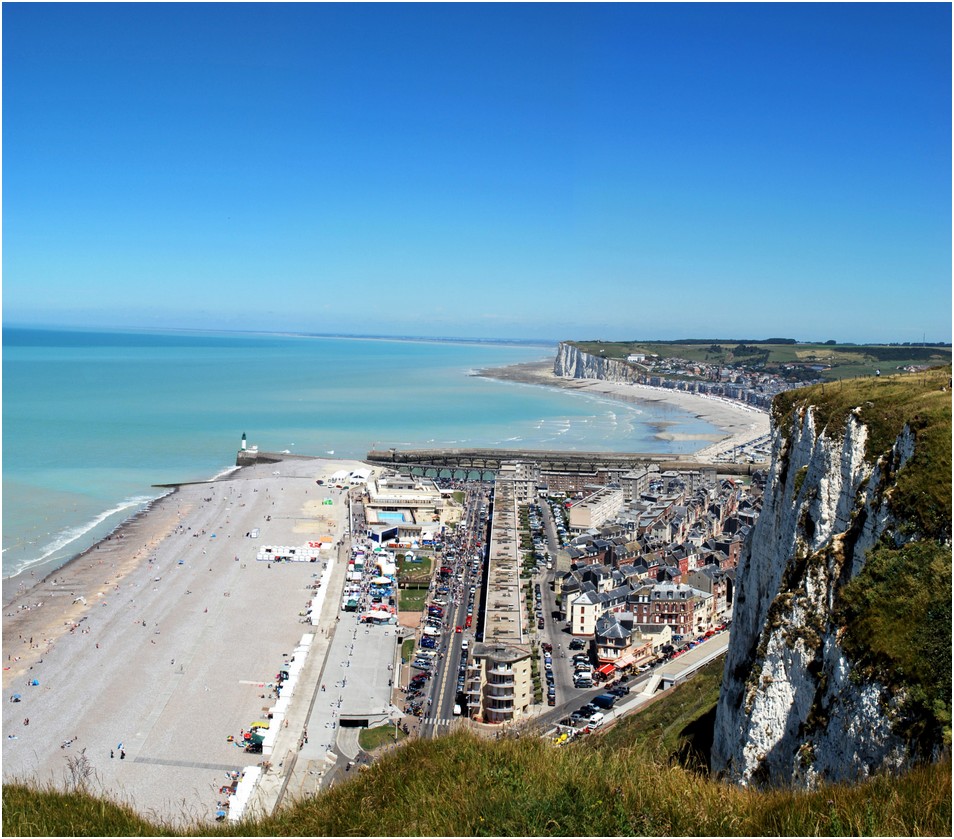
711;372;951;788
553;342;640;383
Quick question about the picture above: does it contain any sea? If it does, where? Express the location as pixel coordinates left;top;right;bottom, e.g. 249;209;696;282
2;326;722;582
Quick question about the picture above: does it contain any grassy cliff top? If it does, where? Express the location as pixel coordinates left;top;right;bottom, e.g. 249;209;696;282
772;365;951;539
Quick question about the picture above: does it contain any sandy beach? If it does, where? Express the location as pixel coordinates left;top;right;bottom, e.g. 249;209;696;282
476;360;770;462
1;456;372;827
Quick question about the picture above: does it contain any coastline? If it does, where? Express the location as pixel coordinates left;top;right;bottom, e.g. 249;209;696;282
475;360;770;462
1;361;771;825
1;455;368;826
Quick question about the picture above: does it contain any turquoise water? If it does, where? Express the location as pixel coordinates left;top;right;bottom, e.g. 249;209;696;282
2;327;721;580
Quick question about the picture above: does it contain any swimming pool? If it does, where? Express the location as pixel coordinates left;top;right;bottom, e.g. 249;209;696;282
377;512;406;522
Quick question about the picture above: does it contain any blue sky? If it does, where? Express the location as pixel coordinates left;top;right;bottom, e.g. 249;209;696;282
3;2;951;343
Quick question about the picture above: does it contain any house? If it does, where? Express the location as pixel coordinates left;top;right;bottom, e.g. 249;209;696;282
566;582;632;636
593;611;656;666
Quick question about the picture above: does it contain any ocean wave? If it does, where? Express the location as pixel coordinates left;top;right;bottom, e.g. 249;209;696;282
5;495;159;579
211;466;241;481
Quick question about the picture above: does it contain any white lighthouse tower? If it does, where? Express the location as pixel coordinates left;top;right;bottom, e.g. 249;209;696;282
241;432;247;451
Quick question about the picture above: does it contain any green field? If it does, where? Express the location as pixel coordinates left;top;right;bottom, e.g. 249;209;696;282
398;585;429;613
398;554;432;578
358;723;406;751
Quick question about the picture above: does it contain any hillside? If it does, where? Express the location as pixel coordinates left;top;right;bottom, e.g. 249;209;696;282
713;366;952;786
3;659;951;836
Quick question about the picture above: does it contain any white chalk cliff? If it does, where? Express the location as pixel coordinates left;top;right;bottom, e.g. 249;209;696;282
711;403;922;787
553;342;639;383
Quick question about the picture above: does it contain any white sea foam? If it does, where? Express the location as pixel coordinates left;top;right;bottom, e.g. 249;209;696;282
5;494;158;579
211;466;241;481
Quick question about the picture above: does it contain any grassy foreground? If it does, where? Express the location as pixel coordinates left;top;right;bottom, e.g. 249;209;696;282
4;660;950;836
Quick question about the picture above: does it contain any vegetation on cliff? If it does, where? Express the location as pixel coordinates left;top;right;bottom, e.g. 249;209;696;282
772;366;952;752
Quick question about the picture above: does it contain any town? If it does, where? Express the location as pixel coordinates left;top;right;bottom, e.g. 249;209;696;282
350;455;762;747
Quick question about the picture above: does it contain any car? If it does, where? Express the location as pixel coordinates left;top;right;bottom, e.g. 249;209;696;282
547;696;556;706
537;618;545;629
456;625;463;633
465;615;473;628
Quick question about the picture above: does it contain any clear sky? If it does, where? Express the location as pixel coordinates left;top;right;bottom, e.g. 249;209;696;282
3;2;951;343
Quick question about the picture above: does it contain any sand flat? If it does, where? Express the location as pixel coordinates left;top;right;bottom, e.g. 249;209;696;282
2;457;368;827
477;361;769;460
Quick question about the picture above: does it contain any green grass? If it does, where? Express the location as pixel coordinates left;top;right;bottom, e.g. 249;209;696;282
591;659;724;763
358;723;407;751
4;736;949;836
398;586;429;613
399;554;433;579
837;540;952;749
773;366;952;539
401;638;415;663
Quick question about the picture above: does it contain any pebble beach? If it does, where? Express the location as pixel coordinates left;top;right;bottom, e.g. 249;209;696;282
1;456;368;827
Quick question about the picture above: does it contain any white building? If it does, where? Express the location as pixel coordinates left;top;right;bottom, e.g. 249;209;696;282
568;486;624;532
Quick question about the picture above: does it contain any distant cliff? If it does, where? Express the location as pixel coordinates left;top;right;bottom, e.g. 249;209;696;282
553;342;640;382
712;368;952;788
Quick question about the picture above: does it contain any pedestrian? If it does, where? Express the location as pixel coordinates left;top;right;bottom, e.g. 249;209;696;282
110;750;114;758
120;750;125;759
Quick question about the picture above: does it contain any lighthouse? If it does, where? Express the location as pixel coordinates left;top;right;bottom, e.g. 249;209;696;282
241;432;247;451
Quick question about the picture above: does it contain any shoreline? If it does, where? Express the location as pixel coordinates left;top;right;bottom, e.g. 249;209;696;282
5;359;767;593
1;456;369;826
474;360;771;462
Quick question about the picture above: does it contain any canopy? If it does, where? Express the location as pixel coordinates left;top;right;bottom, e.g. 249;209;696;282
596;663;615;676
615;654;637;669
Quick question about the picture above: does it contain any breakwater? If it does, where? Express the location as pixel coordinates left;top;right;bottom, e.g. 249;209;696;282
366;447;764;476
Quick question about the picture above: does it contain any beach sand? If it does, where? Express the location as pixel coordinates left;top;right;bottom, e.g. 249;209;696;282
1;456;370;827
476;360;770;462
